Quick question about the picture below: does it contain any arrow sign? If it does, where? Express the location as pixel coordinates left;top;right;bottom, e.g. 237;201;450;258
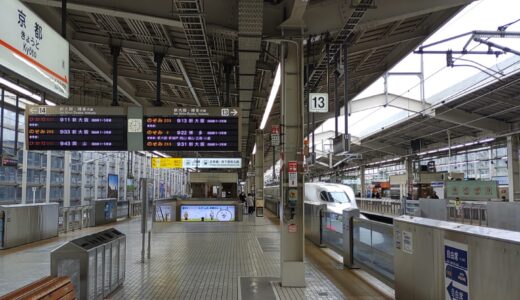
230;109;238;116
445;265;468;286
446;282;468;300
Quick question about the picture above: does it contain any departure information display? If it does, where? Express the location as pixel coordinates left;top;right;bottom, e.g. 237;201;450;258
143;107;240;152
26;106;127;151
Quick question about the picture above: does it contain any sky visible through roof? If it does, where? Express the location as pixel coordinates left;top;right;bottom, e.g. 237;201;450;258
314;0;520;150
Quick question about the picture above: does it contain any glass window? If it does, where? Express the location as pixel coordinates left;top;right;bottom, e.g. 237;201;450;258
320;191;329;202
328;192;350;203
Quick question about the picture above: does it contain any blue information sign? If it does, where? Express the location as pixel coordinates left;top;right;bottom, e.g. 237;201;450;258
444;240;469;300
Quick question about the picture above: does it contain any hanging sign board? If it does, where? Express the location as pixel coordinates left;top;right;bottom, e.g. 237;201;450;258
143;107;241;152
309;93;328;113
25;105;127;151
0;0;69;98
152;157;242;169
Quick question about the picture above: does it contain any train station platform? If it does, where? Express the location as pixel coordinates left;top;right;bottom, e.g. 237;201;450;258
0;212;391;300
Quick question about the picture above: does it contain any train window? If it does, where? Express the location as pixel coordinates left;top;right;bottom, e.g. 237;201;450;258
320;191;330;202
328;192;350;203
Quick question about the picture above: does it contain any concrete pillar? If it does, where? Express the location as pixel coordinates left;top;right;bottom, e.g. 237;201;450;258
63;151;71;207
406;157;414;198
94;156;99;201
80;153;87;205
280;39;305;287
45;151;51;203
255;130;265;213
21;149;28;204
507;135;519;202
360;165;366;198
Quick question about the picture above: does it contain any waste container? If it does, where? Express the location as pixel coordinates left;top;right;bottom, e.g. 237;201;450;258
51;228;126;300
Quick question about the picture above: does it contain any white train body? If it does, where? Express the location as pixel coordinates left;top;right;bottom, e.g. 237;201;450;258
264;182;357;215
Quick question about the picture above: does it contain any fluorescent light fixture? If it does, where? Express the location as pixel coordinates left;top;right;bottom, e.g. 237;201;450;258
259;64;281;130
252;143;257;155
45;100;56;106
152;151;170;158
0;77;41;102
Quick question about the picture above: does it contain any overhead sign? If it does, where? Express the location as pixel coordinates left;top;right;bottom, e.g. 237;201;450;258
309;93;328;113
25;105;127;150
143;107;241;152
271;125;280;146
152;157;242;169
0;0;69;98
151;157;183;169
444;240;469;300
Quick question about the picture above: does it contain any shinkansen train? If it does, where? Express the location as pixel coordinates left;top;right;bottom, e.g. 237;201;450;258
264;182;358;215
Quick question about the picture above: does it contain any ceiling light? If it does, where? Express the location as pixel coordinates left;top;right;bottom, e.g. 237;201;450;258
252;144;257;155
0;77;41;102
259;64;281;130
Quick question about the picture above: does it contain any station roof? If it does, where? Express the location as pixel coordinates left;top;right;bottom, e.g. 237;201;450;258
16;0;475;173
311;55;520;172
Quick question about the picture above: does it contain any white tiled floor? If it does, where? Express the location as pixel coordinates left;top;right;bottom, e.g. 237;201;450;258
0;214;387;299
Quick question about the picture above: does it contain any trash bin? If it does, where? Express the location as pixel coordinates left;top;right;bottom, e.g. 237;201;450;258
51;228;126;300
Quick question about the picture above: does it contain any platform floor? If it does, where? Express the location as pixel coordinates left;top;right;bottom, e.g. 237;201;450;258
0;213;391;299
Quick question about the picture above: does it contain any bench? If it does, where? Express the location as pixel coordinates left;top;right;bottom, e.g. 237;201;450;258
0;276;75;300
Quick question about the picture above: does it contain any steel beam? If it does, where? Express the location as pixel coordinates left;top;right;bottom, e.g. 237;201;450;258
434;108;510;133
71;33;191;59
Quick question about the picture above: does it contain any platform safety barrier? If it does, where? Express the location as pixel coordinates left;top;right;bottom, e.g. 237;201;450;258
357;198;402;216
447;202;488;226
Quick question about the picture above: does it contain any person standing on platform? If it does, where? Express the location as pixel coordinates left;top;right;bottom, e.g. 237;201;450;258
246;193;254;215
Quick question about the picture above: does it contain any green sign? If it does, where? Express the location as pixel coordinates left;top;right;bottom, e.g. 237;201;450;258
446;180;498;200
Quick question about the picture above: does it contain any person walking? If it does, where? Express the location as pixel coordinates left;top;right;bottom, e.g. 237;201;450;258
246;193;254;215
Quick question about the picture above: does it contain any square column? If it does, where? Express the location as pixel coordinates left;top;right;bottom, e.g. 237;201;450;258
255;129;265;214
507;135;519;202
63;151;71;207
280;39;305;287
359;165;366;198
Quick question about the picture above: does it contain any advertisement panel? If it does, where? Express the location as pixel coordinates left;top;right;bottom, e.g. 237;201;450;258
107;174;119;199
180;205;235;222
0;0;69;98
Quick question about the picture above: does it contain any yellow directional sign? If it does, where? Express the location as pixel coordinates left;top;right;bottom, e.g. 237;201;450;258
151;157;183;169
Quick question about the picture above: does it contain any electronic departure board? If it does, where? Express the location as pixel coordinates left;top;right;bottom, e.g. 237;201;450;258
143;107;241;152
26;106;127;151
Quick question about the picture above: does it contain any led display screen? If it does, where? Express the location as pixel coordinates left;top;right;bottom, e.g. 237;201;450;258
25;106;127;151
180;205;235;222
143;107;240;152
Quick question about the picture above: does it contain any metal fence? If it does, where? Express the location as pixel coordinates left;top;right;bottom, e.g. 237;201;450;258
357;198;402;216
58;205;94;233
447;202;488;226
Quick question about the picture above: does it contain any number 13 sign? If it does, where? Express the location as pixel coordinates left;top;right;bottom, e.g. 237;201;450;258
309;93;328;113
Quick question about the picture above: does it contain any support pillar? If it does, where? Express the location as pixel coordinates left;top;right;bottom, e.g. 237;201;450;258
80;153;86;205
360;165;365;198
21;149;28;204
94;157;99;201
280;39;305;287
507;135;519;202
46;151;51;203
255;130;264;215
111;46;121;106
63;151;71;207
406;157;414;199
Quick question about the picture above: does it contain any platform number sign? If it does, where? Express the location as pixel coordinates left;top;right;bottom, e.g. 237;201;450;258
309;93;328;113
